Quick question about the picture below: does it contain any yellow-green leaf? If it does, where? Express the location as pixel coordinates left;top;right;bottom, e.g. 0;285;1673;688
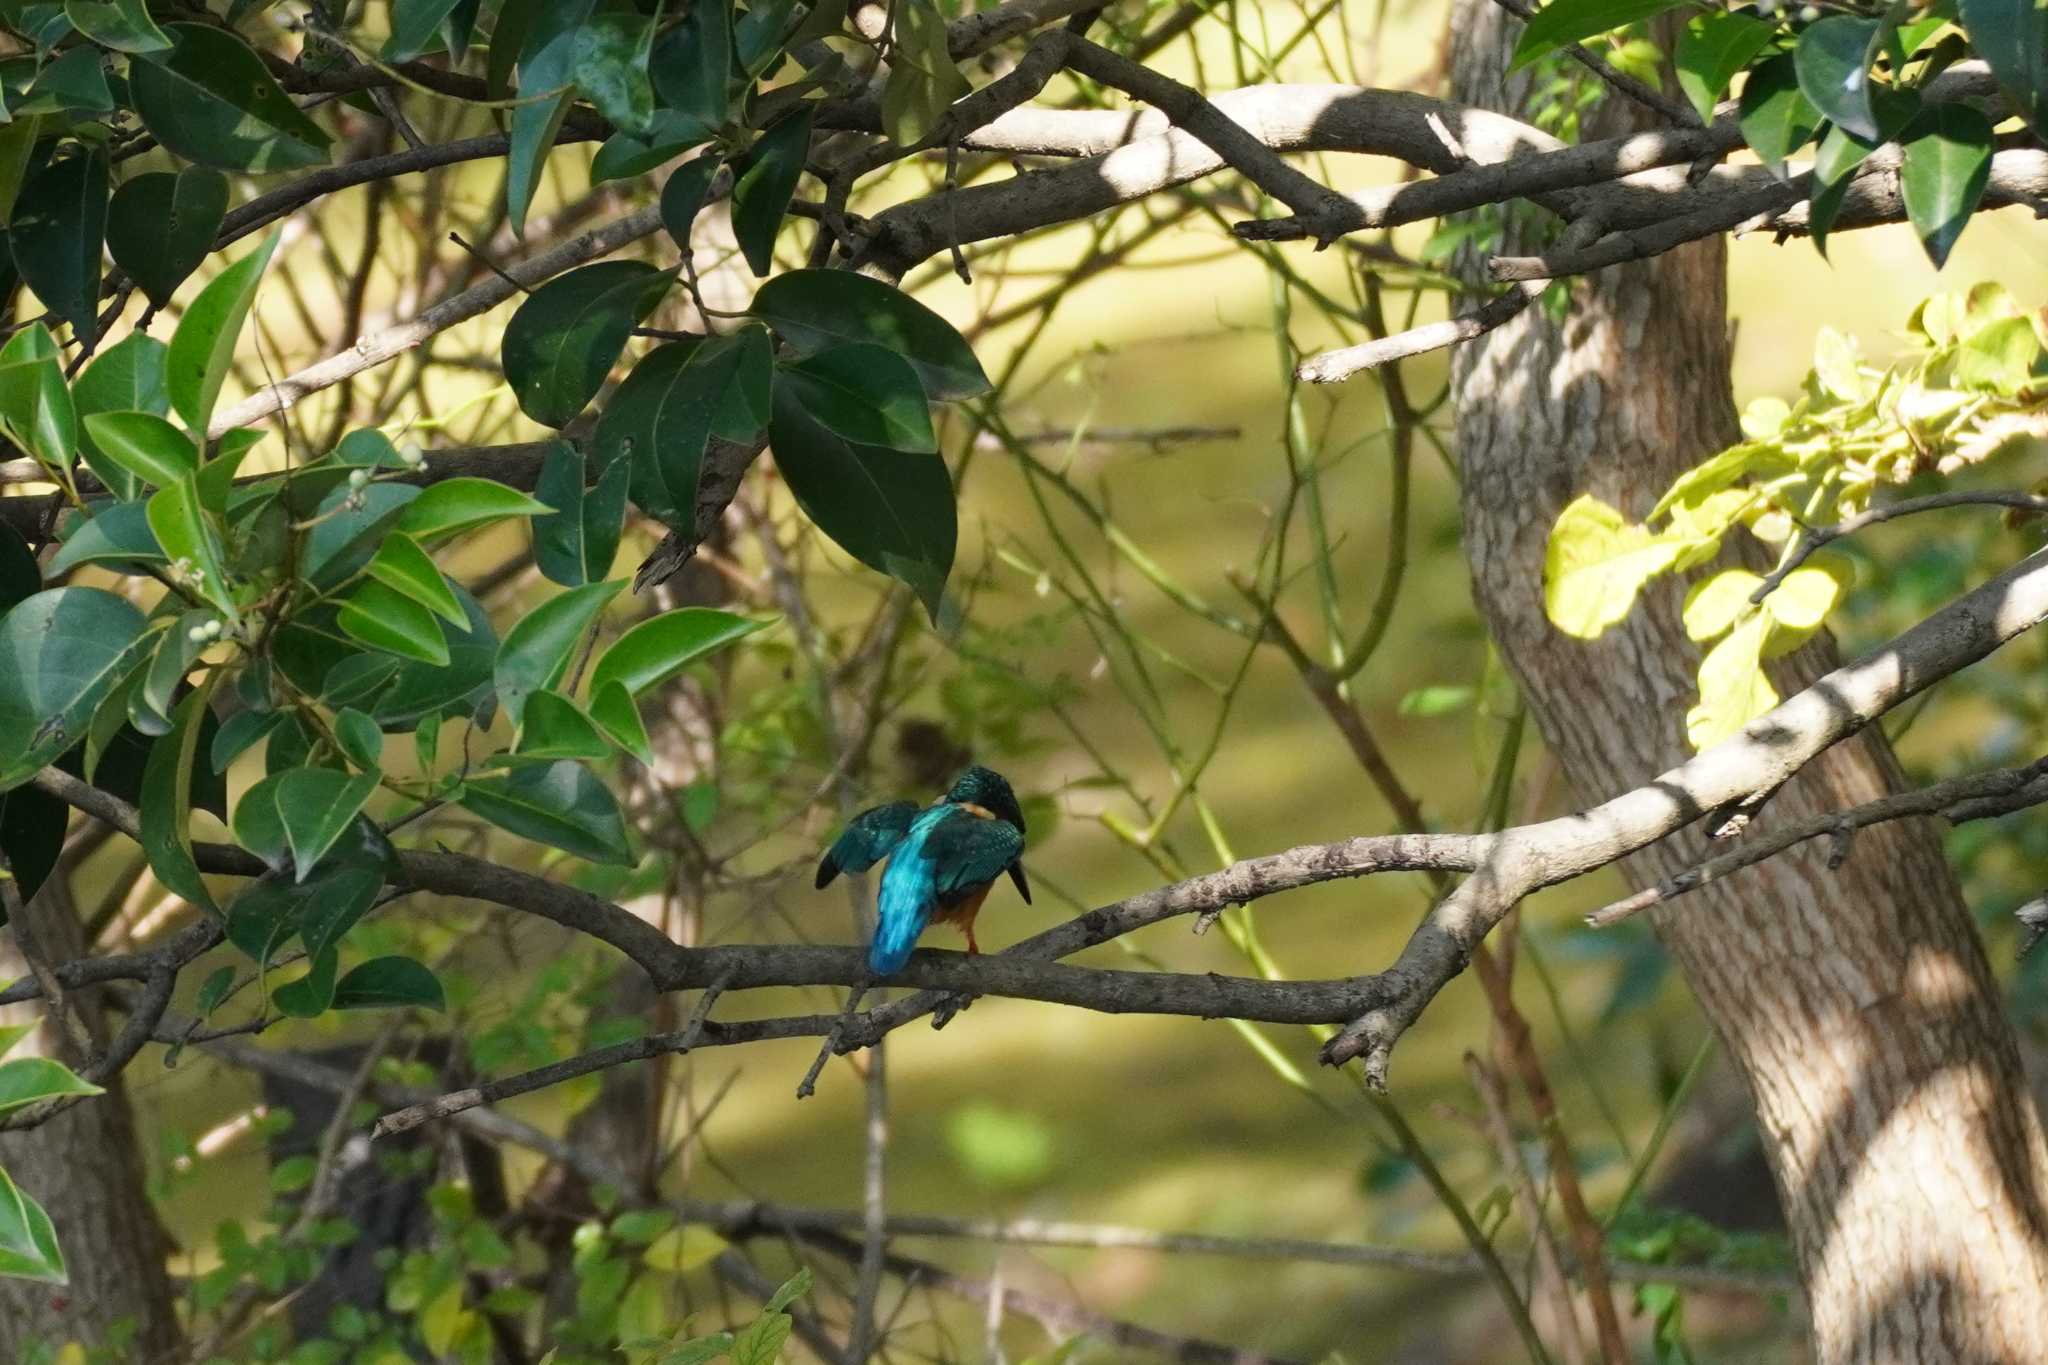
1686;613;1779;750
1543;495;1685;639
1681;568;1763;643
642;1225;727;1273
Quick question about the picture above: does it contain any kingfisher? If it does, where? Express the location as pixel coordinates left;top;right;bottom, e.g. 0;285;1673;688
815;766;1031;976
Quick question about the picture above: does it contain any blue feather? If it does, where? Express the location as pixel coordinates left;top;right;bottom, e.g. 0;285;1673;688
869;805;955;974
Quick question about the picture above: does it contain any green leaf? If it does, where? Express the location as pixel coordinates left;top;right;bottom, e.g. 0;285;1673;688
502;260;674;428
0;521;34;617
243;766;380;881
729;105;814;277
384;0;466;61
1738;53;1820;179
74;333;170;500
364;531;467;626
734;0;804;73
22;47;113;116
64;0;173;53
1680;567;1763;642
763;1265;812;1314
273;947;338;1017
1955;315;2041;393
1508;0;1687;69
47;500;164;576
131;608;211;736
226;817;391;964
589;116;713;184
1806;88;1918;252
0;587;151;790
1901;105;1994;268
1761;559;1848;631
652;0;730;132
9;147;107;343
770;388;955;619
1794;16;1883;142
211;706;281;774
778;343;936;452
1543;494;1686;639
167;228;281;439
729;1313;792;1365
0;781;66;906
880;0;969;145
0;355;77;473
572;12;657;138
1957;0;2048;135
591;341;717;527
139;679;217;914
1675;12;1773;123
396;476;554;541
458;759;634;864
0;1166;68;1284
588;678;652;765
106;167;229;310
0;118;45;229
659;153;721;253
333;707;384;770
148;476;238;620
494;580;621;727
130;25;334;172
81;411;198;489
749;269;990;400
589;607;767;698
532;441;630;587
339;580;452;666
1687;612;1777;749
303;482;419;586
505;0;598;236
332;955;446;1011
514;689;611;760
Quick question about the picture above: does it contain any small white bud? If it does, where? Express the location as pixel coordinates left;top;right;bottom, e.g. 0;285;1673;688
347;468;371;490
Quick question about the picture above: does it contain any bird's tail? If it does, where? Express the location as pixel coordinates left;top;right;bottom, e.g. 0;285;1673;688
868;877;932;976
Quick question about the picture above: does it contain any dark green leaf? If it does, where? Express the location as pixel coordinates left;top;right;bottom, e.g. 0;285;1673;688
0;781;66;904
532;440;631;587
769;387;954;619
64;0;173;53
167;227;280;439
1806;88;1917;252
10;147;106;342
1508;0;1688;69
1957;0;2048;134
734;0;803;74
880;0;968;146
211;706;280;774
0;587;151;789
659;153;720;252
396;476;554;541
331;956;446;1011
334;707;383;769
81;411;197;488
0;520;37;614
74;333;170;500
384;0;466;61
1739;54;1820;179
1675;12;1773;123
729;105;813;277
651;0;730;132
458;759;634;864
494;580;621;727
779;343;935;452
572;12;657;137
303;482;419;586
502;260;675;428
47;500;164;576
0;118;44;229
514;688;610;760
505;0;598;236
23;47;112;115
130;25;333;172
589;114;713;184
587;607;766;698
591;341;716;527
273;947;338;1017
364;531;467;626
1901;105;1994;267
139;681;218;915
709;325;773;441
194;964;235;1015
106;167;229;310
0;1166;67;1284
338;580;452;666
131;607;212;735
1794;16;1883;142
237;766;379;881
749;268;990;400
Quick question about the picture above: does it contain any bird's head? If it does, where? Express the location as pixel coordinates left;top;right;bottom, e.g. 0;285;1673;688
944;765;1026;833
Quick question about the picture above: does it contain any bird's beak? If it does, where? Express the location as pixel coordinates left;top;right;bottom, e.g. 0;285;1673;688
1008;863;1032;904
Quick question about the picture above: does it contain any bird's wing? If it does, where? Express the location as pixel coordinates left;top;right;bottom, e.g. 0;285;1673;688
924;813;1026;901
815;801;919;889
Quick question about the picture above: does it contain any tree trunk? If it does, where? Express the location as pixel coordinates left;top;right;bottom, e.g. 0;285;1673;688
0;879;183;1363
1446;6;2048;1359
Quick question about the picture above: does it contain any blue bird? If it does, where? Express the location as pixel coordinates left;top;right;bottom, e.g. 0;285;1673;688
815;766;1031;975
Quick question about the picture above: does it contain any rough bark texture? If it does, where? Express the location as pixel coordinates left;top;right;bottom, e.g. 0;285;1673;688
0;880;183;1363
1448;5;2048;1359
